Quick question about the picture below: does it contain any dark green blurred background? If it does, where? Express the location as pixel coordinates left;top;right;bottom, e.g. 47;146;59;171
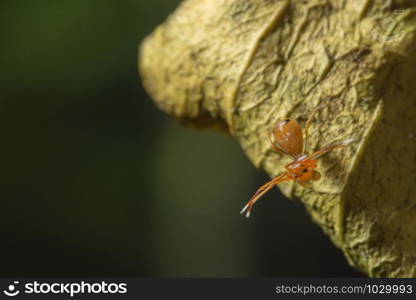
0;0;361;277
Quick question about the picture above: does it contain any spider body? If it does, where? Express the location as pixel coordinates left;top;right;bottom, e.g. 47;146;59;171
273;119;303;156
285;156;319;183
240;107;354;218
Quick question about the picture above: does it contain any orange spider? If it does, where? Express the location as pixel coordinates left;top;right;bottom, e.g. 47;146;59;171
240;107;354;218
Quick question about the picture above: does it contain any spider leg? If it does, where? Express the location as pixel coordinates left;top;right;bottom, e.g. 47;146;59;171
307;138;355;160
303;104;326;154
240;173;291;218
240;183;275;218
297;180;312;189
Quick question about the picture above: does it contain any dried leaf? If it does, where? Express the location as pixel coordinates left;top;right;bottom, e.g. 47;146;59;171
139;0;416;277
